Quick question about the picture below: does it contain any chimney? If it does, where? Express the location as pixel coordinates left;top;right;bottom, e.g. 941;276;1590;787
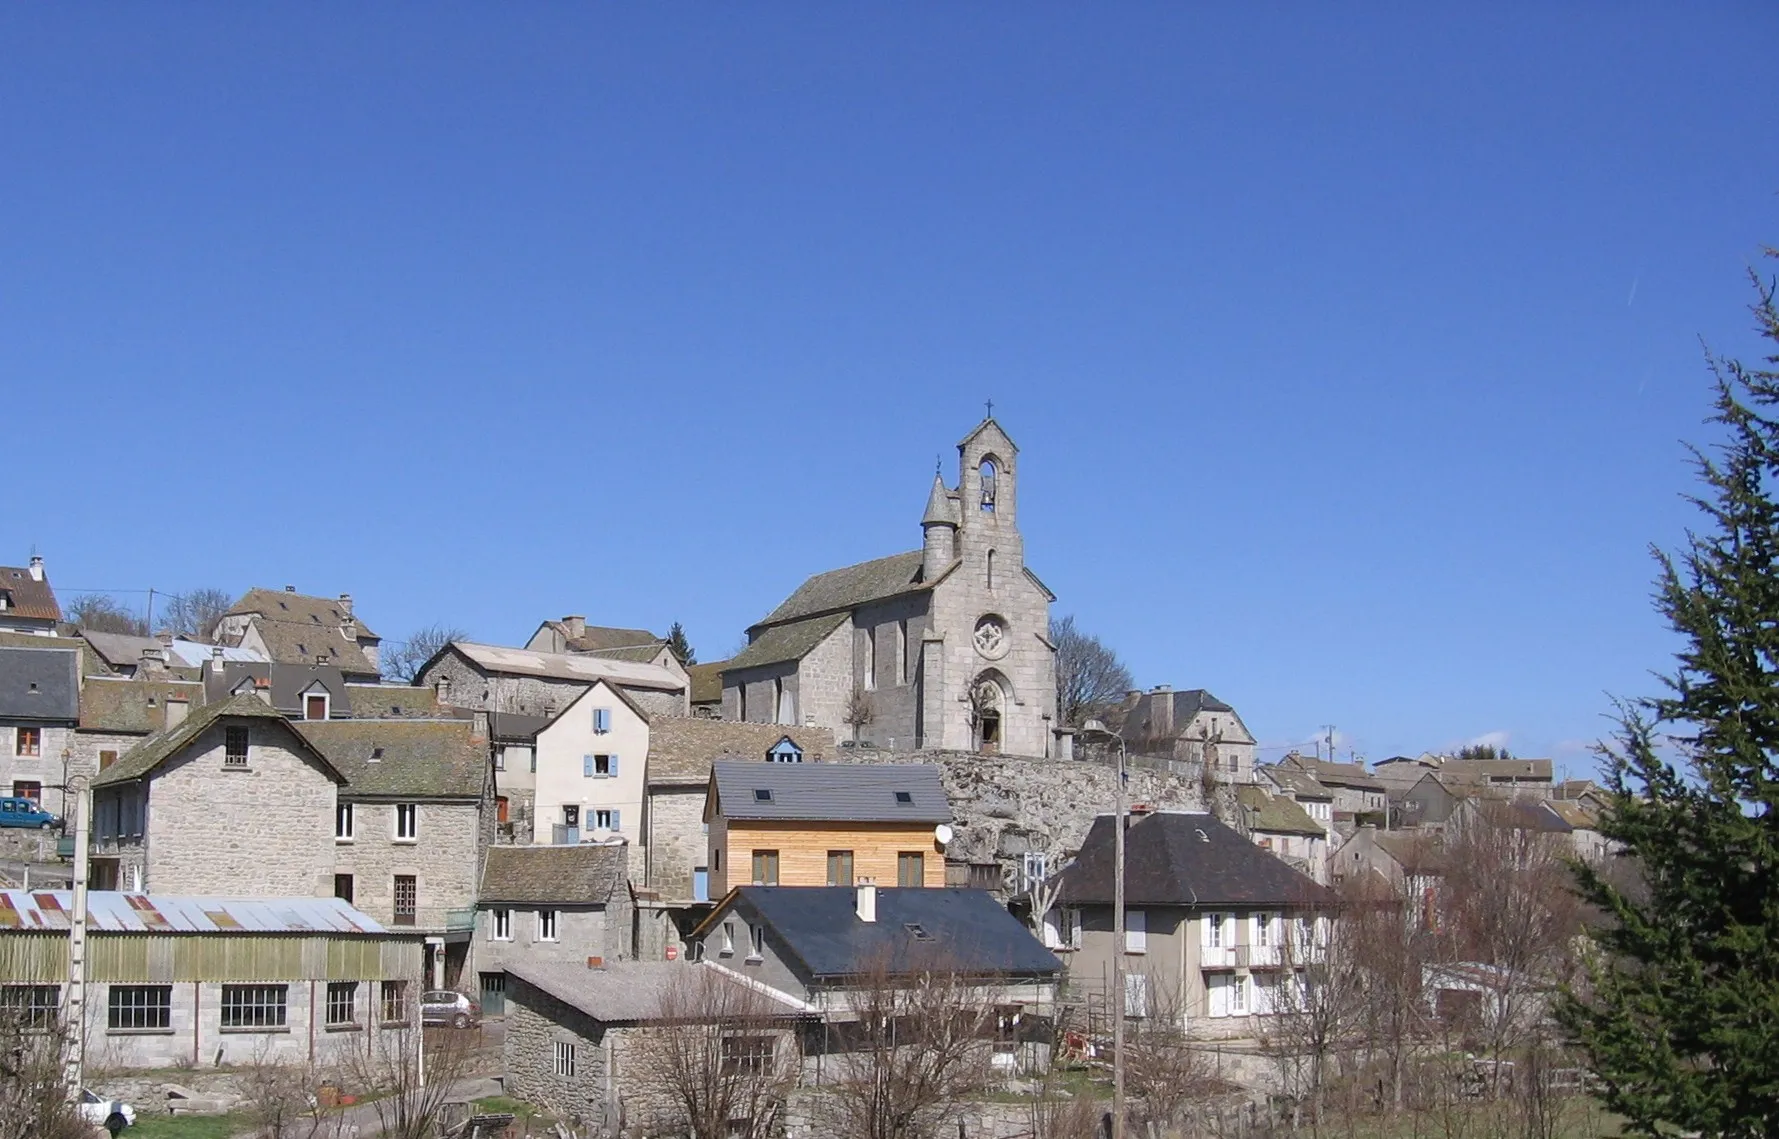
856;880;877;924
210;644;224;674
27;556;43;582
285;585;296;592
435;676;452;706
138;647;166;674
563;615;586;640
338;593;353;617
472;710;489;737
165;698;189;728
254;675;273;704
1151;685;1174;737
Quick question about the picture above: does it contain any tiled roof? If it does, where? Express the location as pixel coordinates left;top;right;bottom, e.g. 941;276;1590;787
1543;800;1599;829
1055;811;1332;909
487;711;553;743
582;643;669;664
226;588;379;639
0;891;388;934
0;565;61;622
479;844;628;905
1370;831;1447;875
538;622;661;653
754;551;925;629
298;719;486;799
224;589;378;676
711;760;949;823
441;642;685;693
1438;757;1554;783
725;613;848;671
646;719;835;785
686;661;726;705
1278;755;1386;793
78;677;207;735
0;645;79;721
1260;766;1334;801
1235;786;1325;837
507;961;794;1023
1116;689;1234;742
341;684;460;720
706;886;1061;982
93;693;339;788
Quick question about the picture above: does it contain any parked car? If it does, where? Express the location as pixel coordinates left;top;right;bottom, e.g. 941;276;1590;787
77;1088;135;1131
420;990;480;1029
0;797;58;830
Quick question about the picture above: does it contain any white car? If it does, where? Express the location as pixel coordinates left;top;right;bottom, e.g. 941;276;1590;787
77;1089;135;1131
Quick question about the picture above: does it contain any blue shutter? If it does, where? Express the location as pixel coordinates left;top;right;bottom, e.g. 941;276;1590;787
583;754;594;778
594;707;611;734
609;755;619;778
611;808;621;832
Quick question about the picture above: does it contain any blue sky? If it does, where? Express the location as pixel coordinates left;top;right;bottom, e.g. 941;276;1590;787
5;7;1776;773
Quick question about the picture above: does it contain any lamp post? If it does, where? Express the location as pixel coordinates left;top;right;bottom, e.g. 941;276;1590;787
1081;718;1126;1139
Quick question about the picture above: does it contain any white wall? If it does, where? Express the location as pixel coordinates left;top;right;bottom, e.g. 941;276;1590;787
532;682;649;845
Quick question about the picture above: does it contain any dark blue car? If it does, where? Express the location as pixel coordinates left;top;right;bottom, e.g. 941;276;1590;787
0;796;59;829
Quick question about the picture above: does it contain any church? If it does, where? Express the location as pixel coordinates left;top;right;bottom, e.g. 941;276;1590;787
721;417;1060;757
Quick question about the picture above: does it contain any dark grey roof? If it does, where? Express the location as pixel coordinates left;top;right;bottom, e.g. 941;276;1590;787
709;887;1060;982
488;711;553;743
298;719;486;799
753;551;925;630
922;474;958;526
1054;812;1332;909
1116;689;1234;743
0;646;79;721
479;844;627;906
92;693;344;788
725;613;849;671
647;719;835;785
205;662;349;717
710;760;950;823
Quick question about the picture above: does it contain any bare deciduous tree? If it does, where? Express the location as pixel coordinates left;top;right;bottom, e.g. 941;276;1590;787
843;686;876;744
338;1023;475;1139
818;957;998;1139
0;1004;87;1139
163;587;234;638
1260;912;1363;1135
236;1043;350;1139
66;593;147;636
380;623;468;683
627;966;797;1139
1121;988;1222;1134
1051;615;1133;728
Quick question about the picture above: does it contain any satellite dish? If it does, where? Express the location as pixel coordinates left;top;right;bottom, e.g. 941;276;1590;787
589;827;614;844
934;824;954;846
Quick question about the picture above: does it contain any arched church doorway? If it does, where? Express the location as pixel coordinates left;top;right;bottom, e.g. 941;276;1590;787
973;678;1004;755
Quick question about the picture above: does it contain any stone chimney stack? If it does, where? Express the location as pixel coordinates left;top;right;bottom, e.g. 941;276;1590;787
563;615;586;641
856;881;877;924
338;593;353;617
138;647;166;674
210;645;225;675
1151;685;1174;737
27;556;43;582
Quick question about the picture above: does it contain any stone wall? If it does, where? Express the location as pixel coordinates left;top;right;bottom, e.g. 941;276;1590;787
335;800;481;930
642;785;706;900
792;621;854;741
475;903;629;977
419;653;684;721
503;979;613;1129
2;723;76;816
847;596;930;748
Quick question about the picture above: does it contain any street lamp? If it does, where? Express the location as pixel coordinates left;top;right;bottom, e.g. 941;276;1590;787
1080;718;1126;1139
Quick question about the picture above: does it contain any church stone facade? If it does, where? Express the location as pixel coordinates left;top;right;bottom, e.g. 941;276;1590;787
721;418;1059;758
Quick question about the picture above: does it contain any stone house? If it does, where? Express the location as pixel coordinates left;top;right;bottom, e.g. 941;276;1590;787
1114;687;1258;783
474;844;634;1016
1234;785;1330;884
524;616;687;678
299;718;492;989
90;694;344;897
212;587;382;681
706;760;950;895
81;631;266;678
417;640;689;720
686;660;726;718
1334;827;1446;927
487;710;552;839
0;890;424;1071
73;676;207;824
0;557;60;635
640;719;835;904
530;680;652;850
0;643;80;812
1049;811;1333;1036
1273;753;1387;817
722;417;1060;758
1257;765;1334;831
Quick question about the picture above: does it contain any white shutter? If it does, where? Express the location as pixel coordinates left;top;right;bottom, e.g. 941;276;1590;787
1070;908;1083;950
1124;909;1147;953
1208;974;1230;1018
1041;911;1062;949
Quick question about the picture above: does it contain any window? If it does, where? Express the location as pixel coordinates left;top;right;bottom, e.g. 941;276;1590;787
766;738;803;763
493;748;506;772
1124;972;1149;1018
721;920;736;955
529;750;537;774
1;985;60;1030
1255;912;1275;949
722;1035;773;1075
593;707;611;734
538;910;558;942
1230;974;1249;1015
753;788;773;803
897;619;909;684
492;908;512;941
1207;912;1225;949
380;981;409;1023
554;1041;577;1077
594;808;620;831
393;875;417;925
395;803;418;841
583;754;617;778
898;851;925;887
325;982;357;1027
107;985;171;1032
336;802;354;841
334;874;354;903
1125;909;1147;953
752;850;779;886
904;922;934;942
979;458;997;511
15;726;40;757
986;548;995;591
827;850;854;887
224;726;249;767
12;781;41;803
748;923;765;958
894;790;914;805
864;626;876;690
304;693;329;721
99;749;118;770
221;984;288;1030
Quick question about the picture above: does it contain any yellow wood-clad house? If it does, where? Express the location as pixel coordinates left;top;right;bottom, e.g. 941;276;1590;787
705;758;951;894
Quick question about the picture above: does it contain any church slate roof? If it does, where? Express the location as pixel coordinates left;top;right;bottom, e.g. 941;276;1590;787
725;613;848;672
755;551;925;629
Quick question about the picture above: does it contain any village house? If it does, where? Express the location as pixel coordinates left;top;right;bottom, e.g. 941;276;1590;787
0;644;80;813
0;890;424;1071
486;710;551;838
1273;753;1387;818
529;679;651;851
1257;764;1335;830
73;675;206;816
524;616;687;676
723;417;1060;758
1114;687;1258;783
212;587;382;681
1334;826;1446;927
474;844;634;1017
1049;811;1333;1034
1234;784;1330;883
686;660;726;718
0;557;60;636
705;760;950;894
417;640;689;720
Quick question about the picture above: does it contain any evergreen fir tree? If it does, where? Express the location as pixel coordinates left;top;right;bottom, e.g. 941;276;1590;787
1560;257;1779;1137
666;621;696;666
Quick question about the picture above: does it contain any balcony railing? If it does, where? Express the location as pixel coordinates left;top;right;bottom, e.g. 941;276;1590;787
445;908;476;933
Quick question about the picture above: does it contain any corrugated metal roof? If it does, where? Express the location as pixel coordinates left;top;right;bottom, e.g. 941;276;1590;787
451;642;685;692
0;891;390;934
711;760;951;823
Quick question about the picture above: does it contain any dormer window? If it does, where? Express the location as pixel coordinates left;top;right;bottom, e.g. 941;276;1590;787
905;922;934;942
304;689;330;721
753;789;774;803
766;738;803;763
894;791;914;805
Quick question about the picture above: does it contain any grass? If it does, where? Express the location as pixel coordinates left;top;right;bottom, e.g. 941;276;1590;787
120;1113;247;1139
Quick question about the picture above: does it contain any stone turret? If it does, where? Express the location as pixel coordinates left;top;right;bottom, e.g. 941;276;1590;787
921;473;957;580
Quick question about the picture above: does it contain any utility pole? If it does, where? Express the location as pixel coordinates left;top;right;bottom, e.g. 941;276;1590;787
63;775;91;1095
1080;719;1128;1139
